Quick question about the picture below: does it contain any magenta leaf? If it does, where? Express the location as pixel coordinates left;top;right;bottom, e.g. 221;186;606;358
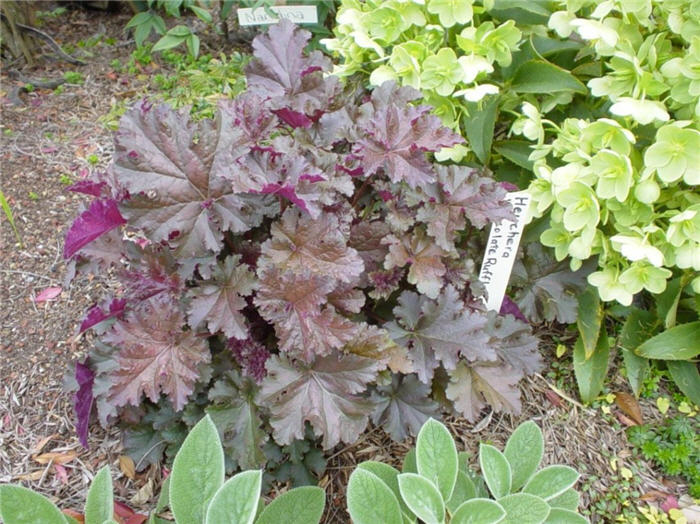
105;297;210;411
34;286;62;303
64;199;126;259
74;360;95;448
258;352;382;449
186;255;257;339
80;298;127;333
354;82;463;188
499;296;527;323
67;180;106;197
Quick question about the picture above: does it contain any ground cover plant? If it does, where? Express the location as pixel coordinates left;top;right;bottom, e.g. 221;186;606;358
63;19;541;475
323;0;700;406
348;418;586;524
0;415;325;524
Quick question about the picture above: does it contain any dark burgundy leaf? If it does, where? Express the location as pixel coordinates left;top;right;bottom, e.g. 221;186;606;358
74;360;95;448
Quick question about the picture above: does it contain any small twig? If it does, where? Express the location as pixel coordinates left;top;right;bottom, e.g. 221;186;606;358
0;269;59;282
535;373;589;410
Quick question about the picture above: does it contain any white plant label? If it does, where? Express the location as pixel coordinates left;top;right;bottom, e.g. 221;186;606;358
478;191;531;311
237;5;318;26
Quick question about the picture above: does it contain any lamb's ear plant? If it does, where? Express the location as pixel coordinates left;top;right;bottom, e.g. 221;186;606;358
347;418;587;524
0;415;325;524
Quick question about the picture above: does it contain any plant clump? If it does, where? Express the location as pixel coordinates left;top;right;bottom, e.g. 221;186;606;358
64;20;539;472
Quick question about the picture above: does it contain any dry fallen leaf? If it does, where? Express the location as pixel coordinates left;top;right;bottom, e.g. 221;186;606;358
34;451;77;465
54;463;69;484
17;470;44;481
120;455;136;480
615;391;643;425
31;434;58;454
130;478;154;506
545;389;564;408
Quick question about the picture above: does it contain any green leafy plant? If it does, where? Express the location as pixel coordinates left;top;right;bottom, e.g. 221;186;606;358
125;0;210;58
348;418;587;524
627;413;700;498
0;189;23;248
0;415;325;524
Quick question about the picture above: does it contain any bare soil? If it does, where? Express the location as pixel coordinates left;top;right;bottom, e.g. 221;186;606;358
0;5;692;522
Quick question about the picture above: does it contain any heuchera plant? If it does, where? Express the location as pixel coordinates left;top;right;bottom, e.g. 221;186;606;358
64;20;540;470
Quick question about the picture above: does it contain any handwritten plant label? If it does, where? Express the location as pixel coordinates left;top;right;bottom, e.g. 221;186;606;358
238;5;318;26
478;191;531;311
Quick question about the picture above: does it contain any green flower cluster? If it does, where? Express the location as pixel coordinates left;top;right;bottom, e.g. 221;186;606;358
323;0;522;161
526;0;700;305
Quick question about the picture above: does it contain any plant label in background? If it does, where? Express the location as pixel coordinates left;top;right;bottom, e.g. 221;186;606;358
478;191;531;311
237;6;318;26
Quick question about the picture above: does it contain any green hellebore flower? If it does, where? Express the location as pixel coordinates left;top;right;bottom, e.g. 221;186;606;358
675;241;700;270
568;226;597;260
588;268;634;305
591;149;635;202
389;41;427;89
619;262;671;295
634;177;661;204
644;124;700;185
557;182;600;232
540;221;573;261
667;207;700;247
610;234;665;267
527;177;554;217
362;6;407;43
609;97;670;126
421;47;464;96
581;118;636;156
427;0;474;28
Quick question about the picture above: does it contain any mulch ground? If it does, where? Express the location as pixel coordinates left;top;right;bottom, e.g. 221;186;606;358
0;5;694;523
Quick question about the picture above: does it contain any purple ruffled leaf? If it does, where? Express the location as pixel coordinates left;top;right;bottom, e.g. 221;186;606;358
273;108;313;128
80;298;127;333
64;199;126;259
67;180;107;197
74;360;95;448
499;295;528;323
